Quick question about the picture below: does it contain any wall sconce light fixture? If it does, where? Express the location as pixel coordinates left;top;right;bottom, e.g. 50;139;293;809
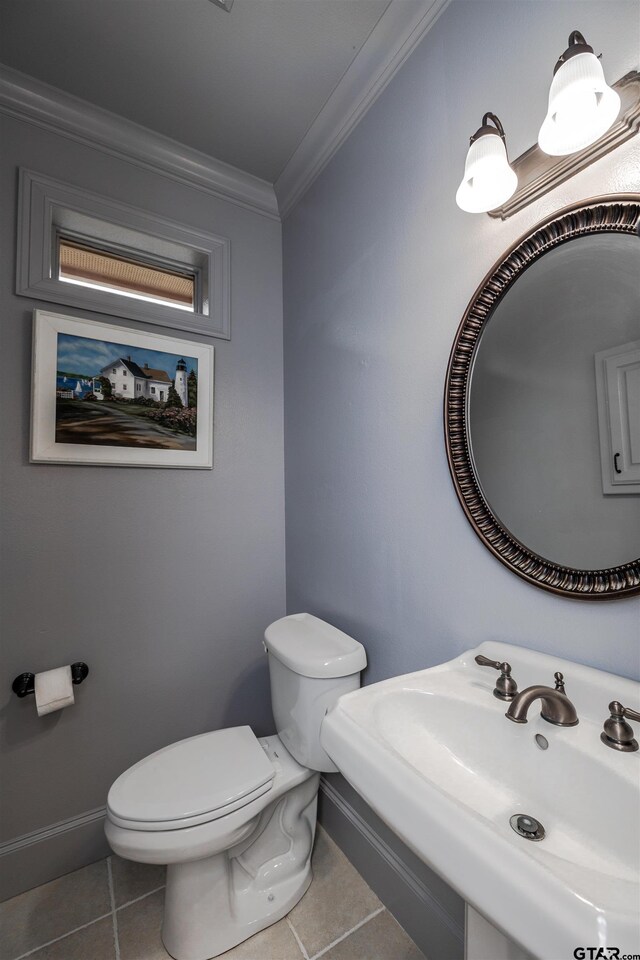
455;113;517;213
456;30;638;217
538;30;621;156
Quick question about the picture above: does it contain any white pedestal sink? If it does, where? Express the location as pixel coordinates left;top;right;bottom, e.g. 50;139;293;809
320;642;640;960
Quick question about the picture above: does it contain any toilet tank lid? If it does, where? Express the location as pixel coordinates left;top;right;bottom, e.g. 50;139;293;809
264;613;366;678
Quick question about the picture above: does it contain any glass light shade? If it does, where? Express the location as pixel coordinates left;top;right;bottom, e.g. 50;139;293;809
538;52;620;155
456;132;518;213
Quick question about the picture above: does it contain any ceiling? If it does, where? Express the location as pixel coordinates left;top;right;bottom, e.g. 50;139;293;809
0;0;395;183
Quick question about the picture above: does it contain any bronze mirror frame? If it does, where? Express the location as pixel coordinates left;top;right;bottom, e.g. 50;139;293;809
444;195;640;600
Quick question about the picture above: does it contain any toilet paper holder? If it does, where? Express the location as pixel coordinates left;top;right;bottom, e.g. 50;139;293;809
12;662;89;698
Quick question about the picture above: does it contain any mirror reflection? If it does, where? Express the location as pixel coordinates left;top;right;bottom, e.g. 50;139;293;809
468;232;640;571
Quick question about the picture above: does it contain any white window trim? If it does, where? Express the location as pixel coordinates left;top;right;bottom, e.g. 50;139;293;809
17;169;231;339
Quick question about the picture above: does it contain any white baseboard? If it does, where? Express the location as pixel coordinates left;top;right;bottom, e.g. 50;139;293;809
0;807;110;902
319;776;464;959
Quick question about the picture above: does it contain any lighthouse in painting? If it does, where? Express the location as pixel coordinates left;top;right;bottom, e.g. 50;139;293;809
175;358;188;407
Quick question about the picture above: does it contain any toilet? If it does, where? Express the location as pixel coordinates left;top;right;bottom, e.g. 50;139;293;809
105;613;366;960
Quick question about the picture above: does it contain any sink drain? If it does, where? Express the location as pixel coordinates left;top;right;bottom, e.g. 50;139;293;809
510;814;545;841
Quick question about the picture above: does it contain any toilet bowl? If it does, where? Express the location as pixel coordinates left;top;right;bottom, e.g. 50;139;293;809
105;613;366;960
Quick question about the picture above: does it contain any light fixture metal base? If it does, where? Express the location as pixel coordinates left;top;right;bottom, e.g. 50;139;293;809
207;0;234;11
488;70;640;220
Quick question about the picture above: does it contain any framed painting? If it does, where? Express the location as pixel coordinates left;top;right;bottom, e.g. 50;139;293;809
31;310;214;468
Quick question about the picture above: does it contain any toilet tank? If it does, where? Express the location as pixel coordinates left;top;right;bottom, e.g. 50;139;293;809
264;613;367;773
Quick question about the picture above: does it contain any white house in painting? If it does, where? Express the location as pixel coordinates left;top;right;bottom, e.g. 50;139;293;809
96;356;189;405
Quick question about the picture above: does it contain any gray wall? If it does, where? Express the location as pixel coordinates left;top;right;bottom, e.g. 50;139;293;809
284;4;640;949
283;0;640;689
0;115;285;891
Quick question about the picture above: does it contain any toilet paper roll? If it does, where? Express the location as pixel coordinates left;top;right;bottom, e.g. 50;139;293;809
34;665;75;717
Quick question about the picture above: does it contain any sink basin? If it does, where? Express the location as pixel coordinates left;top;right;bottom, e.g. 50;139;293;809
321;642;640;959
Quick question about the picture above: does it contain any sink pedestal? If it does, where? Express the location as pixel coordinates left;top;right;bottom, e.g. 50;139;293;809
466;906;535;960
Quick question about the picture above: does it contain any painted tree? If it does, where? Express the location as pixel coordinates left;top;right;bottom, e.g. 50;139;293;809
165;383;184;408
98;376;112;399
188;368;198;408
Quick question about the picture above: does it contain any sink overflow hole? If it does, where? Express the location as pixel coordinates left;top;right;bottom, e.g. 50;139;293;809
535;733;549;750
510;814;545;841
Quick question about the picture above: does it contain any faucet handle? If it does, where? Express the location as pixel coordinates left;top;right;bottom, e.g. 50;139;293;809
600;701;640;752
474;656;518;701
475;655;502;669
554;672;566;693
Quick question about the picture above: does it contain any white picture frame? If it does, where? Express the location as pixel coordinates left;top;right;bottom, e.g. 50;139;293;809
31;310;214;468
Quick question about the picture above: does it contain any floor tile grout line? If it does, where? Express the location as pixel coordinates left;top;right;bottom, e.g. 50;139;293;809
13;911;114;960
115;883;166;912
106;856;121;960
286;916;311;960
11;867;165;960
308;906;386;960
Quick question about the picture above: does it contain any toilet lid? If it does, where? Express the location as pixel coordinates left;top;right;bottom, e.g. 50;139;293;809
107;726;275;827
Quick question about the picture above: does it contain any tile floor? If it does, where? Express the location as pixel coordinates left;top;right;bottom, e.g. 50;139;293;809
0;828;426;960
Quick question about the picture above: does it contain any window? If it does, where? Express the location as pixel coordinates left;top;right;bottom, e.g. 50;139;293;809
123;384;127;390
136;383;142;391
122;369;127;376
151;387;155;394
18;170;230;339
112;367;116;374
58;239;196;312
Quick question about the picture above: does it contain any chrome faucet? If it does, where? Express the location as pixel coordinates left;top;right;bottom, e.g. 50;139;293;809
505;672;579;727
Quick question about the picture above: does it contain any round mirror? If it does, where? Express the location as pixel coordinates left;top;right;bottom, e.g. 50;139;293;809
445;197;640;599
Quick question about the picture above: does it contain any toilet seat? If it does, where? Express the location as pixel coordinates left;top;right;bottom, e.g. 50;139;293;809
107;726;275;832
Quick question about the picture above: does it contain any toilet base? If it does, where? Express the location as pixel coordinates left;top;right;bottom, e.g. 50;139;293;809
161;771;320;960
162;855;313;960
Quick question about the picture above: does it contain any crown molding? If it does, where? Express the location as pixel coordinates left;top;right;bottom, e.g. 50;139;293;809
0;64;280;221
0;1;449;223
275;0;450;219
